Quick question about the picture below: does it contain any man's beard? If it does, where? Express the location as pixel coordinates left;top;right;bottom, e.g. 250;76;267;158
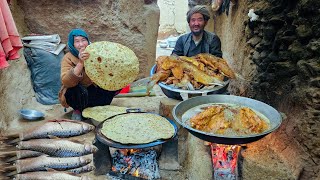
191;29;204;36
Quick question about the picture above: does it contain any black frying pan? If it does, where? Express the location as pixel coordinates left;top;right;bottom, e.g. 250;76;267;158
95;109;178;149
172;95;282;145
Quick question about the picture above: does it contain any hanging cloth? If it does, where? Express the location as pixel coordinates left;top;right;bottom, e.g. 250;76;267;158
0;0;23;69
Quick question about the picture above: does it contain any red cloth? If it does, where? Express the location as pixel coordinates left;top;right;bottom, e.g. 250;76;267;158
0;0;23;69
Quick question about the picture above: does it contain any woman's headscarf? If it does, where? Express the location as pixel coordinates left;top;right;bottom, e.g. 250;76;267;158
186;5;211;23
67;28;90;57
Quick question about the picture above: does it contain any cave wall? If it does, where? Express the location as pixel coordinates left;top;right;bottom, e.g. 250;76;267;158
210;0;320;179
0;0;160;131
16;0;160;79
0;0;36;131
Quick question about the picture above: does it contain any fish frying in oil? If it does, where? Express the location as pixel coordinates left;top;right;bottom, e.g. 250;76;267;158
190;105;269;135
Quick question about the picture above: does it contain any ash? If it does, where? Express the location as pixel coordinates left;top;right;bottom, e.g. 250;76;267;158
111;149;160;180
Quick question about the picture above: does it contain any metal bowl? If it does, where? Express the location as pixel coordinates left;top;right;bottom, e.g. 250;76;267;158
150;64;229;100
19;109;45;120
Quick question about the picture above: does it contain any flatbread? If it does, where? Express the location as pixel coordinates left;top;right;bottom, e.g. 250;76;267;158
82;105;128;121
84;41;139;90
101;113;175;144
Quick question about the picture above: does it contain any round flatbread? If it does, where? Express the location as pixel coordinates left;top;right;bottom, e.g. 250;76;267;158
82;105;128;121
101;113;175;144
84;41;139;90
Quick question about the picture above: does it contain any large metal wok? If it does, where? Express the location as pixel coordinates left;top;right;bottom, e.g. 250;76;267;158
95;110;178;149
172;95;282;145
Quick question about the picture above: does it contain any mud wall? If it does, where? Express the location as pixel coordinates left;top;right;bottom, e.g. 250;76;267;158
16;0;160;79
0;0;160;130
210;0;319;179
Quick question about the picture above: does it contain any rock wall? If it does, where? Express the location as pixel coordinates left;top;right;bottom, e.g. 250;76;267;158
211;0;320;179
16;0;160;78
158;0;188;34
0;0;160;130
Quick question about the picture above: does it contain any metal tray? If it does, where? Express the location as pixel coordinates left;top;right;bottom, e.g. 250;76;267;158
150;64;229;100
172;95;282;145
95;111;178;149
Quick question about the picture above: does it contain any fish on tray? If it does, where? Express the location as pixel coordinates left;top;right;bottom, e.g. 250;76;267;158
2;154;92;176
0;150;46;163
15;139;98;157
1;119;95;144
12;171;91;180
67;161;95;174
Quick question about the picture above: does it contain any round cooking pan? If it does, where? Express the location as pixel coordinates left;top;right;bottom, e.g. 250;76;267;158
95;110;178;149
172;95;282;145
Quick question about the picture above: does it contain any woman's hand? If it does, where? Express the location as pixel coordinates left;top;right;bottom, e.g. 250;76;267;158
78;47;90;63
74;48;90;76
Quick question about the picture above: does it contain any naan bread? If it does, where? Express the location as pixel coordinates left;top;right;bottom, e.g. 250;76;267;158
84;41;139;90
82;105;128;121
101;113;175;144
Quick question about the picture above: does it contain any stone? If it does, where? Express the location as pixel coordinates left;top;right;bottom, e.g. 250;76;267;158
307;39;320;53
263;25;277;39
241;143;297;180
310;77;320;88
278;51;291;61
267;51;279;62
185;135;212;180
296;24;313;40
252;50;260;61
289;40;310;62
269;16;285;27
159;98;181;120
247;36;262;47
278;35;296;46
260;50;268;59
297;59;320;78
273;62;297;77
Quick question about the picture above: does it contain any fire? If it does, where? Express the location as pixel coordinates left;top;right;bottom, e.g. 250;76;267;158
110;148;160;179
133;169;139;177
210;143;241;179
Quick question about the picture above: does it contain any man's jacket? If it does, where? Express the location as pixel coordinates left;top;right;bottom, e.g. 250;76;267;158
172;31;222;57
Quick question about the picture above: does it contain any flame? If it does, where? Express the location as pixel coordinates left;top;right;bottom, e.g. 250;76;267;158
133;169;139;177
210;143;241;174
119;148;141;156
111;148;158;179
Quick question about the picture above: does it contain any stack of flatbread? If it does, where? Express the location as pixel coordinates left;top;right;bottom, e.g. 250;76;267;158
101;113;175;144
84;41;140;90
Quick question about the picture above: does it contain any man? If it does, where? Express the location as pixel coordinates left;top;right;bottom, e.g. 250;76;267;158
172;5;222;58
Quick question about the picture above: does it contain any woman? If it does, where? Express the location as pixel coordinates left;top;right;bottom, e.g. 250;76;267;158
58;28;119;120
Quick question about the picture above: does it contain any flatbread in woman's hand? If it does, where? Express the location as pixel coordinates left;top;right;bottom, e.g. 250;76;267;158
84;41;139;90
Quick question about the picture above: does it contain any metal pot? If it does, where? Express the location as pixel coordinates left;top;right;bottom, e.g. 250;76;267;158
172;95;282;145
150;65;229;100
95;109;178;149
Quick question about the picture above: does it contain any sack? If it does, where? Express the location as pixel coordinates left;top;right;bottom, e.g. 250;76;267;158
24;47;64;105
